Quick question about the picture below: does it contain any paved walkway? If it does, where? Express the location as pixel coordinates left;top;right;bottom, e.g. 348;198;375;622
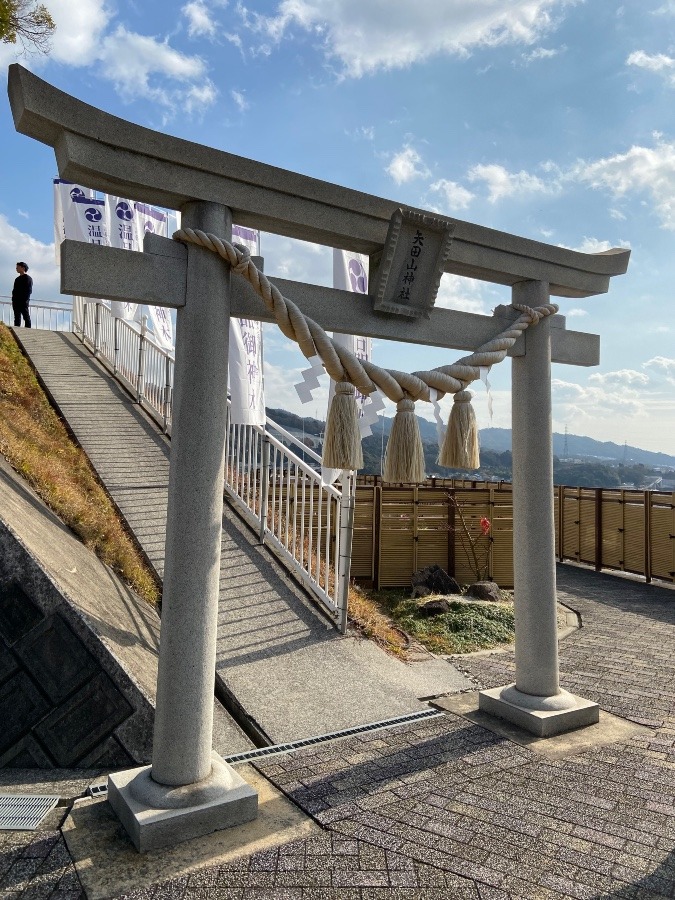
15;330;470;744
3;564;675;898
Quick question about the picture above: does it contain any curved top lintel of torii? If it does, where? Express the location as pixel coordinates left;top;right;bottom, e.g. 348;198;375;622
8;63;629;299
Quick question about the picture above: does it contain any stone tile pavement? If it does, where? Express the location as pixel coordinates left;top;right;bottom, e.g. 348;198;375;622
4;563;675;899
0;772;95;900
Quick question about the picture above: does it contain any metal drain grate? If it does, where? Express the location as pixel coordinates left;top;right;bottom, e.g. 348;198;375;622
0;795;59;830
223;708;444;764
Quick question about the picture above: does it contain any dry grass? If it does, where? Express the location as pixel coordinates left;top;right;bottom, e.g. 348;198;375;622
347;582;410;657
0;324;160;605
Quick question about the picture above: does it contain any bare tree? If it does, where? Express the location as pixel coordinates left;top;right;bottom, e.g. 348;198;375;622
0;0;55;54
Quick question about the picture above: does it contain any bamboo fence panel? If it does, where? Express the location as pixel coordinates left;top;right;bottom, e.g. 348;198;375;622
350;478;675;589
650;492;675;583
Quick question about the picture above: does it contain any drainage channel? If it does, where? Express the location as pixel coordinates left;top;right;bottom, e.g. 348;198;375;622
2;709;445;820
222;707;444;765
0;795;60;831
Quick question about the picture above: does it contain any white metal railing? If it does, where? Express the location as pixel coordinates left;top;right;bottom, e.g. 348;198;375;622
0;298;72;331
71;298;351;630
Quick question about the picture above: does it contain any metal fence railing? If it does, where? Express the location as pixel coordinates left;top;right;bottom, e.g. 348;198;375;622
71;298;351;630
0;299;72;331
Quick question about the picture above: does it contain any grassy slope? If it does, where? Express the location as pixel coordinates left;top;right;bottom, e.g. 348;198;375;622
0;324;159;605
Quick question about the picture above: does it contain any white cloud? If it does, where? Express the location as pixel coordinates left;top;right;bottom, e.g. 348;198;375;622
348;126;375;141
242;0;572;78
627;50;675;83
44;0;111;66
588;369;649;387
0;44;17;70
261;233;332;285
467;163;551;203
185;82;219;114
0;215;60;303
183;0;218;38
434;274;488;315
520;45;564;64
0;0;110;68
224;32;244;51
230;89;249;111
565;308;588;317
551;375;675;453
575;139;675;230
552;378;643;417
386;147;430;185
644;356;675;385
428;179;474;211
644;356;675;373
97;26;217;113
0;8;216;117
563;236;631;253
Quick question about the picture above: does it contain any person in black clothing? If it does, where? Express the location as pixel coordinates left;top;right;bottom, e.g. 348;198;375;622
12;262;32;327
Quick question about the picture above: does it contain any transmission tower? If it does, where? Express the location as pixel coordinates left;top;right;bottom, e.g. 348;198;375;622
562;424;569;459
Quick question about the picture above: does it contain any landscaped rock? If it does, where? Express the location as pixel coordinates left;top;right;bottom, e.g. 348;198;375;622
411;564;461;598
466;581;502;602
417;598;451;617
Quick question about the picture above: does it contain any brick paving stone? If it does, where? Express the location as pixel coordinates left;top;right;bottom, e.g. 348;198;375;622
241;889;303;899
8;564;675;900
475;887;511;900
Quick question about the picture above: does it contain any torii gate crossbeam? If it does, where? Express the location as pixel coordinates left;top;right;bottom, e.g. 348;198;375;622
7;63;630;854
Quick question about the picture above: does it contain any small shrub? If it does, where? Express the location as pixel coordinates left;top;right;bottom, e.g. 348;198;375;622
360;586;515;655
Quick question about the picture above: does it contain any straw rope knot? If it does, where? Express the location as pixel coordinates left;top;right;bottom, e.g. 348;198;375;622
396;398;415;413
336;381;355;396
231;242;252;276
453;390;473;404
512;303;541;325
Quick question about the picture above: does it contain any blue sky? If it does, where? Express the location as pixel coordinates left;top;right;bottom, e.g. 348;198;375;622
1;0;675;455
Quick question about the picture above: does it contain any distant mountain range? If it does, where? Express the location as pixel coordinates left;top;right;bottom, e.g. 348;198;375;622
479;428;675;469
267;408;675;470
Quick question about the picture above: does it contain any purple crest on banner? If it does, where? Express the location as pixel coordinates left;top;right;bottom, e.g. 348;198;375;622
348;258;367;293
69;187;86;200
144;221;154;233
116;201;133;221
85;207;102;222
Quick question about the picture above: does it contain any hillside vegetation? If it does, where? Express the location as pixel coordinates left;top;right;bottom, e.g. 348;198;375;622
0;324;160;605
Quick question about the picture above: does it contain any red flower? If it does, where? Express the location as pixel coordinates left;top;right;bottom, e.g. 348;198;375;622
480;517;491;535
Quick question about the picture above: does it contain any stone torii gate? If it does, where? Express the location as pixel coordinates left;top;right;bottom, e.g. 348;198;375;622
8;64;629;853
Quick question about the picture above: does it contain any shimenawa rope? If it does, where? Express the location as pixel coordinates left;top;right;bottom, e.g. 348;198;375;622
173;228;558;479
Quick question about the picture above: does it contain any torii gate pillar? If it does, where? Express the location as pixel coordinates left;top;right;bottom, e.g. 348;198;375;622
107;201;258;851
479;280;599;735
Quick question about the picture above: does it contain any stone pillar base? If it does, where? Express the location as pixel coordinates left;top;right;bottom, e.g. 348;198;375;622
108;752;258;853
479;684;599;738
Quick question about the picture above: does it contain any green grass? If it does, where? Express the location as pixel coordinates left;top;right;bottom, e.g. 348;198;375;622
360;587;515;655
